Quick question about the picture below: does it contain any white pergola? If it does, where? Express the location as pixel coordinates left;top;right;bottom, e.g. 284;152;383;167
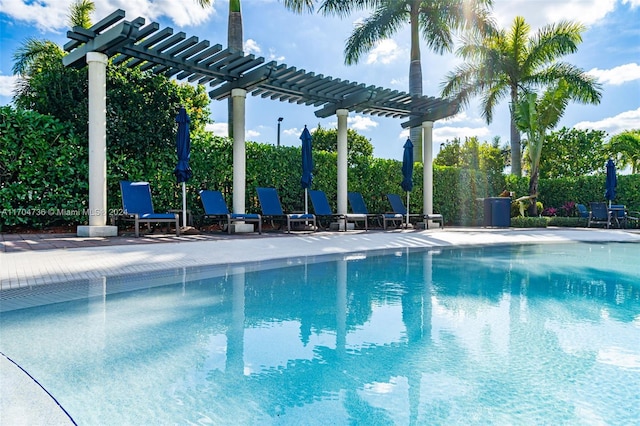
63;10;459;236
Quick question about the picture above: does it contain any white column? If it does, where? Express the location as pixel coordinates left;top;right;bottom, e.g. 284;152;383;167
232;88;247;214
336;109;349;214
77;52;117;237
422;121;434;216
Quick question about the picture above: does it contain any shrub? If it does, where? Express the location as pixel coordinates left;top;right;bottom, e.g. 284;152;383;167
510;217;548;228
0;106;88;228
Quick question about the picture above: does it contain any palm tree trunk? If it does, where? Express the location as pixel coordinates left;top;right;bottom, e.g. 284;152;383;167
227;0;243;139
409;1;423;161
510;87;522;176
528;167;539;216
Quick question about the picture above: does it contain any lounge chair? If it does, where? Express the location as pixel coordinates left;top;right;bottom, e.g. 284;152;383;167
347;192;382;227
199;189;261;234
576;203;589;218
588;202;611;228
385;193;421;230
308;189;367;231
256;187;316;233
114;181;180;237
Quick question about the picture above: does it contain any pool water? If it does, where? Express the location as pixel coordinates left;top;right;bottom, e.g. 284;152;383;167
1;242;639;425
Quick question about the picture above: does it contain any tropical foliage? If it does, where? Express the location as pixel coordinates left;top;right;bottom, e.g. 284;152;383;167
441;16;601;177
606;129;640;174
537;127;607;178
310;124;374;162
513;81;573;215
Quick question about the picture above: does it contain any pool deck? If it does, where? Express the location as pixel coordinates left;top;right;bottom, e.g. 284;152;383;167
2;226;640;425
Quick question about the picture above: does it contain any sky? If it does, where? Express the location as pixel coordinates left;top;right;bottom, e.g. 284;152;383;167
1;0;639;161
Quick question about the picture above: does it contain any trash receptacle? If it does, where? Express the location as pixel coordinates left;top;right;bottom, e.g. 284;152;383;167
483;198;493;226
483;197;511;227
491;197;511;227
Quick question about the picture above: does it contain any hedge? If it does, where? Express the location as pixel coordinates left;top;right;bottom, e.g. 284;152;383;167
2;106;639;230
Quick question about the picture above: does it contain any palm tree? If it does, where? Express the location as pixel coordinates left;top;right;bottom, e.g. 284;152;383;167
441;16;602;176
606;130;640;174
68;0;95;29
513;80;572;215
312;0;494;161
13;0;94;106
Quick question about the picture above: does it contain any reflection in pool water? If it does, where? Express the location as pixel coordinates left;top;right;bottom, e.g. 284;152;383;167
1;243;639;424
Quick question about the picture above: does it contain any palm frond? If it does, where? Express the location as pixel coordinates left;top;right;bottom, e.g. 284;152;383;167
68;0;95;29
344;2;408;65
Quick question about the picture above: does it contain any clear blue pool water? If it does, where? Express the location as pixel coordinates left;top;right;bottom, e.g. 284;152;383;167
1;242;639;425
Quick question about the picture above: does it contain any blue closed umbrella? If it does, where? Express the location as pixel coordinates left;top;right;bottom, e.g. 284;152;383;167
605;158;617;207
300;125;314;214
401;138;414;227
174;107;192;228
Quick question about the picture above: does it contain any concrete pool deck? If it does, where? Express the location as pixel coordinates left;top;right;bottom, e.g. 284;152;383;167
2;226;640;424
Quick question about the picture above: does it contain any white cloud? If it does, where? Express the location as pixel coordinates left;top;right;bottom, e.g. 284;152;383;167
574;107;640;135
267;48;285;62
588;63;640;85
493;0;616;30
205;122;227;136
432;125;491;145
348;115;378;132
0;0;216;34
0;75;17;97
390;77;407;87
244;39;261;55
0;0;69;32
398;128;409;140
440;111;485;125
205;122;259;140
366;39;402;65
622;0;640;7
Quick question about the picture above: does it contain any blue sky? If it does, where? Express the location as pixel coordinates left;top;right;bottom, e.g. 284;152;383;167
1;0;639;161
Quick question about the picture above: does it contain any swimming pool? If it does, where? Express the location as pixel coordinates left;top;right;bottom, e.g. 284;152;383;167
1;242;639;424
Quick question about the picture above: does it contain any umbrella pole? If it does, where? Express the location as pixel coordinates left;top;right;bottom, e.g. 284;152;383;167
305;188;308;214
406;192;410;229
182;182;187;229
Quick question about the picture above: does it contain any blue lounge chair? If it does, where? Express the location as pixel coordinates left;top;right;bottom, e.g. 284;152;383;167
308;190;367;231
199;189;261;234
115;181;180;237
256;187;316;233
576;203;589;218
385;193;420;229
588;202;611;228
347;191;382;227
386;193;444;230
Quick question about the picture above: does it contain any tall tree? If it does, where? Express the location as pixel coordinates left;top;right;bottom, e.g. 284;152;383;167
441;16;601;176
12;0;94;112
314;0;494;161
514;80;575;215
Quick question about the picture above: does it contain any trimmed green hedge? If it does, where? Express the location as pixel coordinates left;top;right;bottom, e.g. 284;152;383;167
2;106;639;230
0;107;88;229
